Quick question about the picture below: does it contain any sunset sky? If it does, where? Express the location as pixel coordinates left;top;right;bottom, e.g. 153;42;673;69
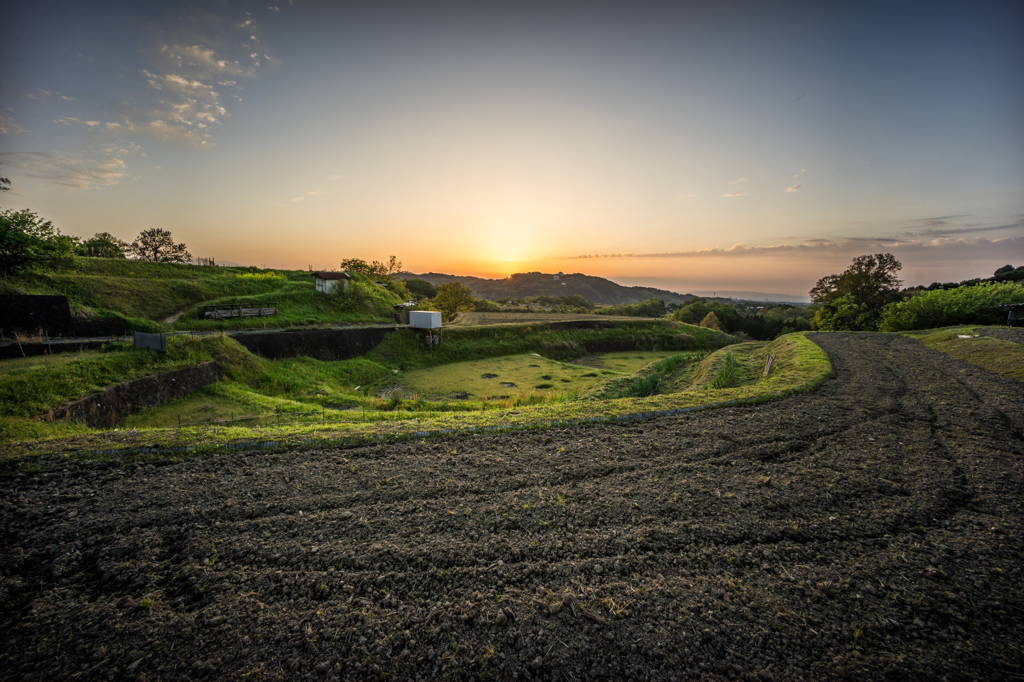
2;1;1022;299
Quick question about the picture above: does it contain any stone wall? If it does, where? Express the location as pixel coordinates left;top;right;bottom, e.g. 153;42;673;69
231;327;397;361
45;362;221;428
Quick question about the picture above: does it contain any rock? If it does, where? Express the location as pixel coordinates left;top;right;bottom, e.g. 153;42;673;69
531;656;543;670
316;661;330;672
495;611;507;625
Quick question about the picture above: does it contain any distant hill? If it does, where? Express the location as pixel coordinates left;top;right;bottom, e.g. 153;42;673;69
399;271;695;306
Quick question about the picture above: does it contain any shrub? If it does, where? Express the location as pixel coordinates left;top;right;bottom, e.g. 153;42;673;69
338;279;401;317
878;281;1024;331
237;271;286;281
811;293;878;331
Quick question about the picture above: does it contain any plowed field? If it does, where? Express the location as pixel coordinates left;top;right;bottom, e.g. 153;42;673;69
2;333;1022;681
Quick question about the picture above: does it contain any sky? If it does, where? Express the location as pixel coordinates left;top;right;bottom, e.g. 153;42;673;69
1;0;1022;299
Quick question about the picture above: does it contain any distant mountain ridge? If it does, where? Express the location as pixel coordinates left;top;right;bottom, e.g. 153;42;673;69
399;271;695;306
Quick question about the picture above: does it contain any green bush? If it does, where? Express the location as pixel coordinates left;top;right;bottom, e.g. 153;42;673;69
337;278;402;317
595;298;667;317
878;281;1024;332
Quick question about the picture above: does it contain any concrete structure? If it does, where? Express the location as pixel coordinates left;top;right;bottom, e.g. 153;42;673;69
314;271;352;294
409;311;442;329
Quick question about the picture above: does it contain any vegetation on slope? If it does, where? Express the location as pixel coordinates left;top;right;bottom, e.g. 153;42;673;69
879;281;1024;332
0;258;404;332
2;332;831;461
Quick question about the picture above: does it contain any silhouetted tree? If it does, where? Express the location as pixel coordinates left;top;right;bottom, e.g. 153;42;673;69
78;232;128;258
128;228;191;263
340;255;402;281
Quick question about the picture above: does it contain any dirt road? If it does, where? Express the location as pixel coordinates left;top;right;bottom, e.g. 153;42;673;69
1;333;1022;680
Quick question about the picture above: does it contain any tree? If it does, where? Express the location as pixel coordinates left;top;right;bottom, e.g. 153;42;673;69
340;255;402;281
0;163;10;196
78;232;128;258
699;311;724;331
0;209;79;275
404;278;437;299
432;281;475;321
810;253;902;331
128;228;191;263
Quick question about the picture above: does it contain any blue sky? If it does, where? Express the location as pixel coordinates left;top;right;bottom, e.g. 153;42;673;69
2;0;1022;297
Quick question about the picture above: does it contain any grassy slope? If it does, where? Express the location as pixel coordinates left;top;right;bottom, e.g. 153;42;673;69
902;326;1024;382
2;332;831;461
368;320;735;371
0;335;263;442
1;259;398;332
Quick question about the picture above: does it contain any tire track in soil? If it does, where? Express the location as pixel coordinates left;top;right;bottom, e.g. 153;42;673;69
1;333;1023;681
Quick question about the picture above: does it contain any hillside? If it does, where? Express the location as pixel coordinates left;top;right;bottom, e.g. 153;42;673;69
401;271;694;305
0;259;402;333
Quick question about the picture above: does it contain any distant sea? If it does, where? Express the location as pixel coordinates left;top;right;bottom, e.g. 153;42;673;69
690;291;811;304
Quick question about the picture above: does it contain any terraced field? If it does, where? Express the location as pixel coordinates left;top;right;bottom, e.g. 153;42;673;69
1;333;1022;680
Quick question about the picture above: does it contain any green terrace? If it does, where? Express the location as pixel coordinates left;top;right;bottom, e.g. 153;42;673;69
0;321;833;461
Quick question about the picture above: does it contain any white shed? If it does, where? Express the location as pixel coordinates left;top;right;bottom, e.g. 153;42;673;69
314;271;352;294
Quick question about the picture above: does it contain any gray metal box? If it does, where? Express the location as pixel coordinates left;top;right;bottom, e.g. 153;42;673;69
409;311;442;329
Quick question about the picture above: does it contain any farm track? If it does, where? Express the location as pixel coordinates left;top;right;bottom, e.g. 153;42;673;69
1;332;1023;681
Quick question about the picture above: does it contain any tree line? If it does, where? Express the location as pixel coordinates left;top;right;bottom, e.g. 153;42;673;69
1;166;193;275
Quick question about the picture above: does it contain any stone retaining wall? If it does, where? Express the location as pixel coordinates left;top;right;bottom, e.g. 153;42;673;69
230;327;397;360
45;361;221;428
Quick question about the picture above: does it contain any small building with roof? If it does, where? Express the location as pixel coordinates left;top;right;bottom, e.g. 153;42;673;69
314;271;353;294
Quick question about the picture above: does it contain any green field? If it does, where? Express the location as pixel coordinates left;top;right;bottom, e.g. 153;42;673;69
577;350;684;374
0;331;834;460
384;353;618;400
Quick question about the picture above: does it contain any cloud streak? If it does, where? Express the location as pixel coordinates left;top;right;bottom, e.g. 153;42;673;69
910;221;1023;238
0;151;128;189
723;192;746;197
554;235;1023;261
786;184;801;192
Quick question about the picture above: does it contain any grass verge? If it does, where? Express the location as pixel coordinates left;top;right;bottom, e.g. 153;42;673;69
902;326;1024;382
0;332;831;463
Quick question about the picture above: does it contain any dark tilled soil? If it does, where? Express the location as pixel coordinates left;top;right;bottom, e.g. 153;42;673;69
982;327;1024;344
2;333;1023;681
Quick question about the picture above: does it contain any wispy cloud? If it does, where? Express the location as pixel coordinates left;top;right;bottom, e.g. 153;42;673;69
0;113;24;135
0;151;128;189
900;214;1021;239
786;184;801;192
723;192;747;197
554;235;1021;261
107;8;282;147
911;221;1022;238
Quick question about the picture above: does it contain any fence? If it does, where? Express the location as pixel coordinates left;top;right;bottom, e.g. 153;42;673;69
202;303;278;320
